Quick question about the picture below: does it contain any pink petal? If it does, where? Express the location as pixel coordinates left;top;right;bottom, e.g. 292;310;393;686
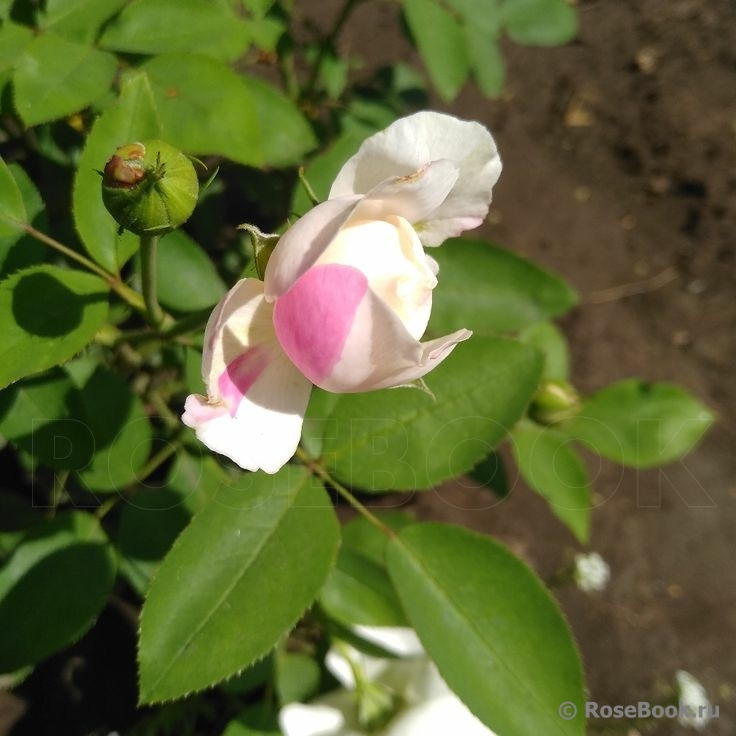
273;263;368;385
264;195;362;300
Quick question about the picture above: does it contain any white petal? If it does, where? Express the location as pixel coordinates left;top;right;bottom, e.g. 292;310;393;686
182;278;312;474
351;626;425;658
330;112;501;246
385;694;497;736
318;285;471;392
314;216;436;340
279;703;346;736
349;160;458;227
265;195;362;300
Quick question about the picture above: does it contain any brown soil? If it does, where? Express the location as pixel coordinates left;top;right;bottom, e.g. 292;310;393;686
328;0;736;733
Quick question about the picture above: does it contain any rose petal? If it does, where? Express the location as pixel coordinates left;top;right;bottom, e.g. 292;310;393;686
316;281;471;392
385;694;497;736
350;159;459;226
330;112;501;246
264;195;362;300
279;703;347;736
183;278;312;473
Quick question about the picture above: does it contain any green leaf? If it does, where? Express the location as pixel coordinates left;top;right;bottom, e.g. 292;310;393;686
517;321;570;380
342;512;415;567
502;0;578;46
386;523;585;736
320;547;408;628
403;0;469;101
0;164;48;278
429;238;578;335
275;651;321;705
74;366;153;492
0;493;40;561
291;128;371;214
0;370;93;470
0;21;32;93
469;449;510;497
512;423;590;542
73;71;162;272
0;511;116;672
156;230;226;312
0;156;26;238
562;380;714;468
100;0;250;62
0;265;108;390
39;0;128;44
311;337;543;491
466;29;505;97
143;54;316;167
223;705;281;736
117;452;213;596
138;467;340;703
13;33;117;126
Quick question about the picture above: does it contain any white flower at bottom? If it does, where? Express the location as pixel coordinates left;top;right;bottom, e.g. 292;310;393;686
279;626;497;736
573;552;610;593
676;670;712;730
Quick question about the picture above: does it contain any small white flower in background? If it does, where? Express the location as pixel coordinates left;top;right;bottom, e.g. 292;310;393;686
676;670;712;730
573;552;610;593
279;626;498;736
183;112;501;474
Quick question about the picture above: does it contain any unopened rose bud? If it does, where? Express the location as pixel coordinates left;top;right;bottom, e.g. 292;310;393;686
101;140;198;235
529;379;582;424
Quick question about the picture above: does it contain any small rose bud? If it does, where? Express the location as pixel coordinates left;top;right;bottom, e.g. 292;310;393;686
101;140;198;235
529;379;582;424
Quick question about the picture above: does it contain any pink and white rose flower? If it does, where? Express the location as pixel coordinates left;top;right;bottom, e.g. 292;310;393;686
183;112;501;473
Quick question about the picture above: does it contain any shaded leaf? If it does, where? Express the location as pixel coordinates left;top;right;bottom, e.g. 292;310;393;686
517;321;570;380
0;265;108;389
0;511;116;672
502;0;578;46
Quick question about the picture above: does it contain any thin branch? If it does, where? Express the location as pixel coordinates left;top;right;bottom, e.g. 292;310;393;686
583;266;679;304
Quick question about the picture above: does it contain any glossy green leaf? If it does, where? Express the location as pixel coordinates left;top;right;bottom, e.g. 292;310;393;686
0;511;116;672
403;0;469;101
156;230;226;312
0;265;108;390
74;366;153;492
39;0;128;43
466;29;505;97
429;239;578;335
0;164;48;278
387;523;585;736
0;370;93;470
502;0;578;46
100;0;249;61
0;156;25;238
138;467;340;703
13;33;117;126
0;21;32;93
562;380;714;468
311;337;542;491
342;512;415;567
117;452;214;596
517;321;570;380
512;423;590;542
320;547;408;628
0;493;39;561
223;705;280;736
143;54;316;167
73;71;162;272
469;449;510;497
275;651;321;705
